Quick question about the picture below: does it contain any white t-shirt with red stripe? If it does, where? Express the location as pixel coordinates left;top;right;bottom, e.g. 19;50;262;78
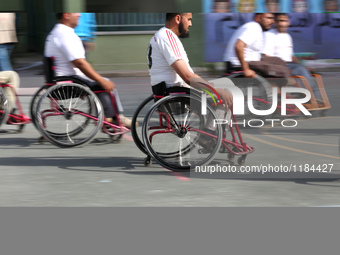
148;27;193;87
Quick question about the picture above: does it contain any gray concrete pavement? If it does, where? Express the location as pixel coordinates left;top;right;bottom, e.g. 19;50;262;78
0;70;340;206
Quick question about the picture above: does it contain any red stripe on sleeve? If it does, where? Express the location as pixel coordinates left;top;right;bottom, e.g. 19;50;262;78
166;30;181;59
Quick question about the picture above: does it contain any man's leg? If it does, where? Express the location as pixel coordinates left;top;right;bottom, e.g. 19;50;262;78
95;92;116;117
70;75;133;127
286;62;321;100
0;44;14;71
71;75;118;118
0;71;20;112
249;60;291;78
112;89;124;113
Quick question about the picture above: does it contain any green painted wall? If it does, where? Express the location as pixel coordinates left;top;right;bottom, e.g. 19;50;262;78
89;14;205;71
10;0;206;71
85;0;205;70
177;0;202;12
182;13;204;67
0;0;24;11
63;0;85;12
90;34;151;71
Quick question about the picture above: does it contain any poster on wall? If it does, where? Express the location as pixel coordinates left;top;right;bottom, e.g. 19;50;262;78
203;0;340;61
203;0;339;13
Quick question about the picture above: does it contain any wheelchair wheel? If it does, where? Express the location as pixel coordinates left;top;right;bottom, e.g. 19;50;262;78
131;88;196;156
228;74;273;122
30;85;50;128
36;82;104;147
147;95;204;160
0;87;9;127
132;87;199;156
131;95;154;155
142;94;222;171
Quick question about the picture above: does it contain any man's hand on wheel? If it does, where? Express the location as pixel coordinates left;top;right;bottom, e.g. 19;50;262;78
216;88;233;109
243;68;257;78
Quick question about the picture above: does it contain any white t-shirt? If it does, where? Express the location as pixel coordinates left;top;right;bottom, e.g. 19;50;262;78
44;23;86;77
223;21;264;66
262;29;294;62
148;27;193;87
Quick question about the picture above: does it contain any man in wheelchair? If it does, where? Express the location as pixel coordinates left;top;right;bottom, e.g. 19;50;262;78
262;13;323;103
133;13;254;170
147;13;233;153
44;13;133;128
222;13;292;83
148;13;233;109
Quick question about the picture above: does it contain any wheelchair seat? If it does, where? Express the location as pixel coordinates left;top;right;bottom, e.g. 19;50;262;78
151;81;190;97
224;61;242;74
44;56;88;86
44;56;55;85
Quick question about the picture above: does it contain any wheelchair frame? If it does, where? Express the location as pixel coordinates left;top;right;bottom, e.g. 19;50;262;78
224;71;331;118
131;87;254;171
294;74;331;115
31;57;130;147
0;84;31;132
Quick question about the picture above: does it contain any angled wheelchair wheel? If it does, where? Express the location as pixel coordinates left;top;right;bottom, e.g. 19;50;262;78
142;94;222;171
131;95;154;155
0;87;9;127
36;82;104;147
132;87;195;156
31;78;88;128
30;85;50;128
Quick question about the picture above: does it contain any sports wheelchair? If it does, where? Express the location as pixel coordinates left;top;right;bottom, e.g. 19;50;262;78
131;82;254;171
294;73;331;116
293;52;331;115
223;63;331;119
30;57;130;147
0;83;31;132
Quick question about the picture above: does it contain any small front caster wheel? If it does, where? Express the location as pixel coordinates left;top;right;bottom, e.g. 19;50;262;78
237;155;246;166
143;157;152;167
219;146;226;153
110;134;122;143
38;136;45;144
228;153;235;160
18;124;25;133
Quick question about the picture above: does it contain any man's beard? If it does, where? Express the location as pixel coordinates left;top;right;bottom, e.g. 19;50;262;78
179;21;190;38
260;23;269;32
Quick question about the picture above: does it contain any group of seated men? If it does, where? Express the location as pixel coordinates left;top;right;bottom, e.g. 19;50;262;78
223;12;322;102
1;13;324;129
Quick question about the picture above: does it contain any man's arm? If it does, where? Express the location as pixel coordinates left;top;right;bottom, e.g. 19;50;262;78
235;39;256;78
171;59;201;85
171;59;233;107
72;58;114;92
